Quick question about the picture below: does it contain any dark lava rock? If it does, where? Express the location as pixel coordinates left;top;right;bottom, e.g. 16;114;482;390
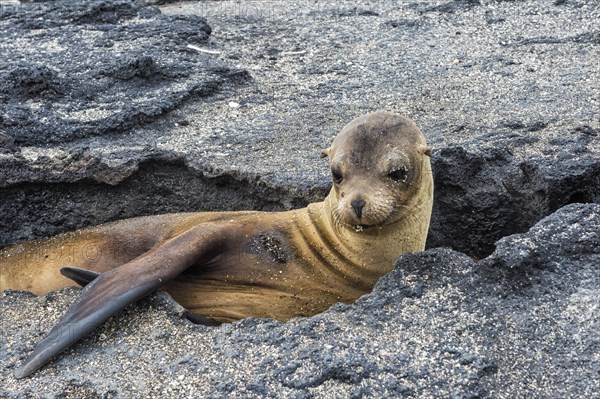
428;144;600;257
1;0;598;256
0;0;242;146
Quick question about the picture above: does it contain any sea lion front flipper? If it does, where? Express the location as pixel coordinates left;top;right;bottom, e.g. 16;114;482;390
60;267;100;287
15;224;226;379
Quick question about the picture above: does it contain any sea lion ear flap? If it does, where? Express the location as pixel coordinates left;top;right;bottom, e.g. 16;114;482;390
421;145;432;157
320;148;330;159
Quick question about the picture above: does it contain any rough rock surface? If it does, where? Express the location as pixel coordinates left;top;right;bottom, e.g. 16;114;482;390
1;203;598;397
1;0;599;397
1;0;598;256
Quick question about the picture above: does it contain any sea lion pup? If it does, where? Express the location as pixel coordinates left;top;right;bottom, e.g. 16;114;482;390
0;111;433;378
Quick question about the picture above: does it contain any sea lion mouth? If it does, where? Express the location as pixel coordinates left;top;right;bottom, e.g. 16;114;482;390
334;213;392;232
354;225;365;232
333;216;381;232
352;223;381;232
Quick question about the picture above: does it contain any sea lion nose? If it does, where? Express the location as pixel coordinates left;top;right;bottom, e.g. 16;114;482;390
351;200;366;218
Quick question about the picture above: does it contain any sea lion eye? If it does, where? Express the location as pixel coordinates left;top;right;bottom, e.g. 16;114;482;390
331;169;343;184
388;167;407;182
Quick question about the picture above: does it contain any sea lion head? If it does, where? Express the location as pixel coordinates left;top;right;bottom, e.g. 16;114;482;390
321;111;432;230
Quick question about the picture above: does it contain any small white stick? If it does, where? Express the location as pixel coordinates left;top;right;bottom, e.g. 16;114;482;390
187;44;221;55
280;50;307;56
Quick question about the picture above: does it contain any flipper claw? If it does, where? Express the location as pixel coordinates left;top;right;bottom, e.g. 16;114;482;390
60;267;100;287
